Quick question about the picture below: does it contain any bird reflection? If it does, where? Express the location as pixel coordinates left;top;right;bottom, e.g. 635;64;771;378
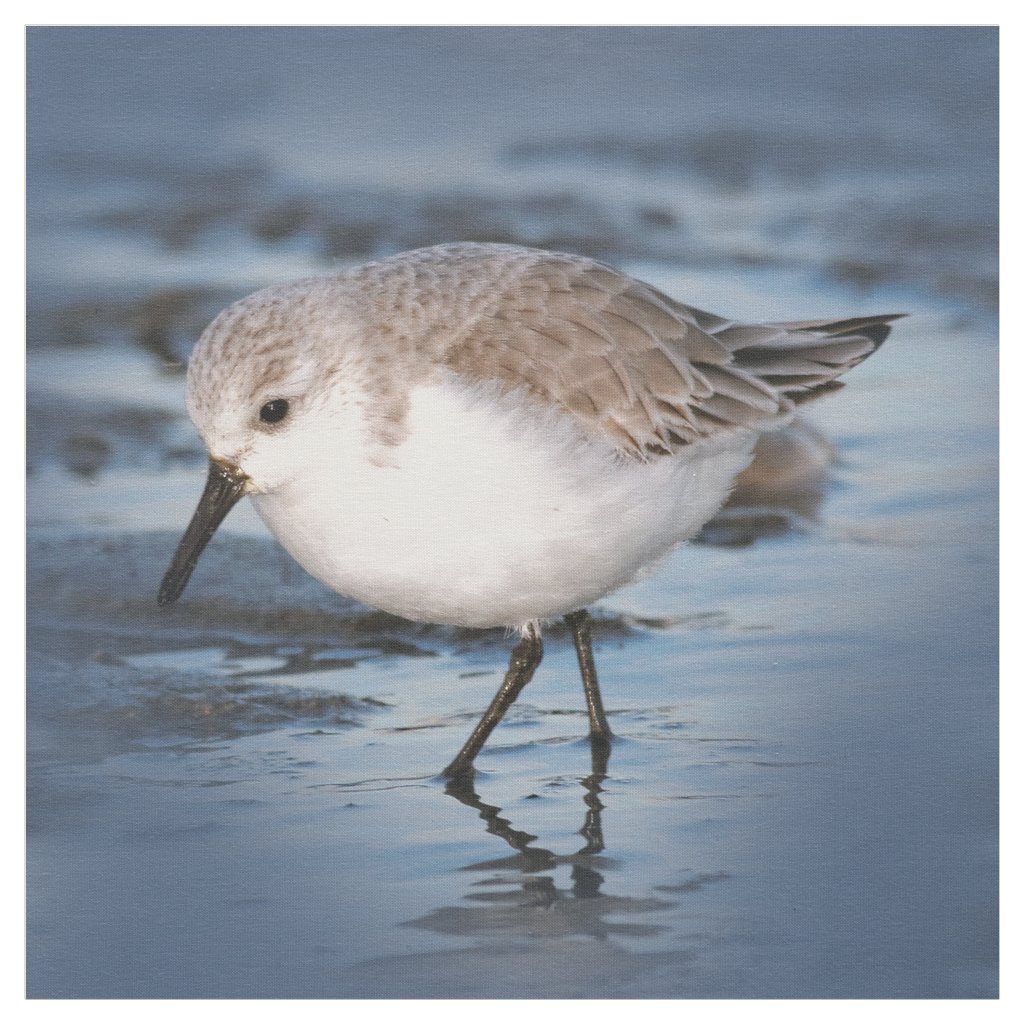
443;737;610;885
405;739;679;940
697;419;835;547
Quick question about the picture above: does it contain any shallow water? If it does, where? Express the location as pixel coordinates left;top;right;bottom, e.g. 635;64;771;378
26;27;997;999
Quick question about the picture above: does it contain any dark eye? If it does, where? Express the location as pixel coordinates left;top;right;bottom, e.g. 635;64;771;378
259;399;290;424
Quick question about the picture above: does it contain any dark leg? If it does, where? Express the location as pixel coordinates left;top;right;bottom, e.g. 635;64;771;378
442;624;543;779
565;609;613;743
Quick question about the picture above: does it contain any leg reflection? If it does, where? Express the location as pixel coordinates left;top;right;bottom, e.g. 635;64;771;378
443;733;611;889
410;739;682;943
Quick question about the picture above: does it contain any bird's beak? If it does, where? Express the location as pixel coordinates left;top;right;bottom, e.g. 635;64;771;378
158;458;250;606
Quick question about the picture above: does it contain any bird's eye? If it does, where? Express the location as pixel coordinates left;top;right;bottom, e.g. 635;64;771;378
259;399;290;424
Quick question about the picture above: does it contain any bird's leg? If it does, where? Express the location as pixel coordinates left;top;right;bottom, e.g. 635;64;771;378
565;609;613;745
442;624;543;779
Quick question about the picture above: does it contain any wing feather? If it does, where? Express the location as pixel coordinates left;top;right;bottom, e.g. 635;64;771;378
438;248;899;458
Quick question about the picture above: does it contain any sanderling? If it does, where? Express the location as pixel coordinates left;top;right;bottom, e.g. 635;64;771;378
158;242;900;777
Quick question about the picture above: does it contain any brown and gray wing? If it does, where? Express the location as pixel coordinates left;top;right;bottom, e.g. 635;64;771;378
444;254;900;458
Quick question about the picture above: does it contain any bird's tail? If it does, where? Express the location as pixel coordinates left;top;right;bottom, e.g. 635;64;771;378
711;312;905;405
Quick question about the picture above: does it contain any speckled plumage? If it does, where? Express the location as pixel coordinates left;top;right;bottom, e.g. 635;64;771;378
175;242;898;630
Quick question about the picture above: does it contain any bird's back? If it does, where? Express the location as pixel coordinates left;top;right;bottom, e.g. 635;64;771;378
335;243;899;460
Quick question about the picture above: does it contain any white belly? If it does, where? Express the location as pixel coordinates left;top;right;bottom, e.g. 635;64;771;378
251;378;756;629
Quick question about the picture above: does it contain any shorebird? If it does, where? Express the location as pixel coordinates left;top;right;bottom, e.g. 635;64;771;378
158;243;899;777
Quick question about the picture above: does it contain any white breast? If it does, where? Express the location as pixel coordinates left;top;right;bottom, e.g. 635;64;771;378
251;376;756;629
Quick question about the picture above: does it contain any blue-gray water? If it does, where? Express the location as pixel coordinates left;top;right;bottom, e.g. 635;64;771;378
26;27;997;999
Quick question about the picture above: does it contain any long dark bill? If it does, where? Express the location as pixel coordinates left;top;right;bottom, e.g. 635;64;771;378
157;458;250;606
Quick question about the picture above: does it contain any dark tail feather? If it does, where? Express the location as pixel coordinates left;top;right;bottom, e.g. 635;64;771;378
723;312;905;400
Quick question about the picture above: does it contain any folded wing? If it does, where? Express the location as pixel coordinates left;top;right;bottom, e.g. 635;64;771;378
444;251;902;458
